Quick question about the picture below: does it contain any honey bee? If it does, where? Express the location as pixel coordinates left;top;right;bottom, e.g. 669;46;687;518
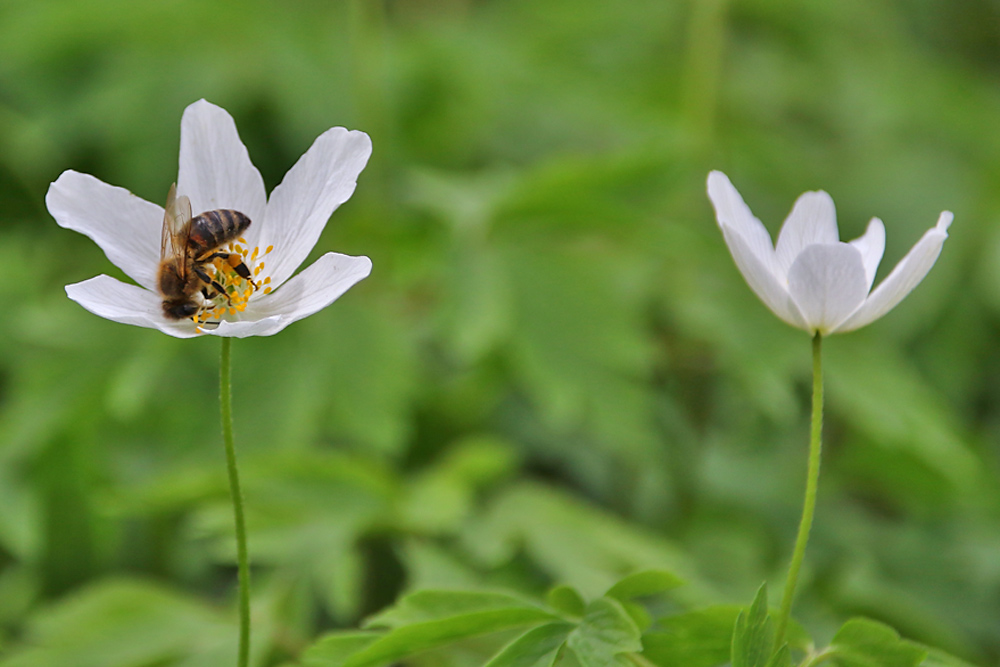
157;183;258;320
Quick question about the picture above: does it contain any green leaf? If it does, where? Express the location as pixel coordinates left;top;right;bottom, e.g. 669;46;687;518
397;436;519;533
918;648;980;667
732;584;775;667
828;618;927;667
367;590;554;628
765;644;792;667
305;590;558;667
827;340;979;491
485;622;576;667
643;606;742;667
463;483;699;600
619;599;653;634
547;585;586;618
605;570;683;602
566;597;642;667
302;633;382;666
0;578;233;667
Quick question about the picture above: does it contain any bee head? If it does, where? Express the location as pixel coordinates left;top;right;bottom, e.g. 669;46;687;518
163;300;200;320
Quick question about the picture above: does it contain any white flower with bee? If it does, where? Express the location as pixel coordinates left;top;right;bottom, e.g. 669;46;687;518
46;99;372;338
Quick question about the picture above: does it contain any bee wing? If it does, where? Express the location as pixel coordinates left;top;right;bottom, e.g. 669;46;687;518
160;183;193;262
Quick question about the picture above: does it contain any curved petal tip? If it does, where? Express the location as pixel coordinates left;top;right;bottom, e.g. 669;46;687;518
936;211;954;233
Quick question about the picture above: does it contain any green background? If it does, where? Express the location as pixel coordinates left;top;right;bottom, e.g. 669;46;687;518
0;0;998;665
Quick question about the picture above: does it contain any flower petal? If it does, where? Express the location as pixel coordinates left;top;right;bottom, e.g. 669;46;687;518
720;224;808;329
833;212;952;333
65;276;201;338
848;217;886;292
225;252;372;336
707;171;781;280
787;243;869;334
47;171;162;291
774;190;839;277
258;128;372;289
208;315;286;338
177;100;267;229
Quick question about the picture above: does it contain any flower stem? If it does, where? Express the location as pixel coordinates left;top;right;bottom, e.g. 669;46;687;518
775;332;824;646
220;336;251;667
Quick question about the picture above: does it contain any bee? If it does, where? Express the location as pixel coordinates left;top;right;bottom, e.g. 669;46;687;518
157;183;258;320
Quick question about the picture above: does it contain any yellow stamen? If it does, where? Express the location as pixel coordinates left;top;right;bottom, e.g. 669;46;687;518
188;241;275;324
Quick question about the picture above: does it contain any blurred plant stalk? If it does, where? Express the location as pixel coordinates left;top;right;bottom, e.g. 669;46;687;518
681;0;730;157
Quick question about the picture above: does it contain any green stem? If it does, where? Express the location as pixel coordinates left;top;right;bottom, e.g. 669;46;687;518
775;332;824;646
799;647;837;667
221;337;251;667
625;653;659;667
679;0;730;155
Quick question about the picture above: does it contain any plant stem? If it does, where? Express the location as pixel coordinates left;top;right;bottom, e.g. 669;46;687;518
775;332;824;646
680;0;730;155
799;647;837;667
626;653;659;667
221;336;251;667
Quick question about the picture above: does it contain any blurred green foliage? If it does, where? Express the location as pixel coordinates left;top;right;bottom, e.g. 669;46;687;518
1;0;999;664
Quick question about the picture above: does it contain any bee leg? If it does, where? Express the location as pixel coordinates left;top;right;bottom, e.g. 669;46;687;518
193;265;233;305
205;252;259;289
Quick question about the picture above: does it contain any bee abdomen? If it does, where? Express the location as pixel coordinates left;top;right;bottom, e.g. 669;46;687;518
188;209;252;253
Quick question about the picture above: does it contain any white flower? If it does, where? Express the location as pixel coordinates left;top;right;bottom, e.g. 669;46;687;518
46;99;373;338
707;171;952;335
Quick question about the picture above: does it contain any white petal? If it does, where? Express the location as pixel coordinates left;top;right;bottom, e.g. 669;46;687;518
65;276;202;338
258;128;372;289
774;190;839;277
707;171;781;280
176;100;267;229
833;212;952;333
720;224;808;329
229;252;372;336
787;243;869;335
848;218;886;292
209;315;286;338
47;171;162;291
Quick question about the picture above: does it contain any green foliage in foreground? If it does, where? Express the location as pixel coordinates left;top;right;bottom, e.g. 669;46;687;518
2;0;1000;666
298;578;972;667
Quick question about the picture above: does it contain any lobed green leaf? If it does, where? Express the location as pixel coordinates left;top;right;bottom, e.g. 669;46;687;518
642;606;742;667
605;570;683;602
732;584;775;667
828;618;927;667
484;621;576;667
304;590;559;667
566;597;642;667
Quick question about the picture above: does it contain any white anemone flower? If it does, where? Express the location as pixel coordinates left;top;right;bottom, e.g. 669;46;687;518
707;171;952;335
46;99;373;338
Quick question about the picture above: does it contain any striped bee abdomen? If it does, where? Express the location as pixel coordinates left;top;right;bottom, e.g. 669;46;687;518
187;209;252;255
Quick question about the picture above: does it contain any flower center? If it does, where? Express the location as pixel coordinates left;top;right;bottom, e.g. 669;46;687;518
192;239;274;330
